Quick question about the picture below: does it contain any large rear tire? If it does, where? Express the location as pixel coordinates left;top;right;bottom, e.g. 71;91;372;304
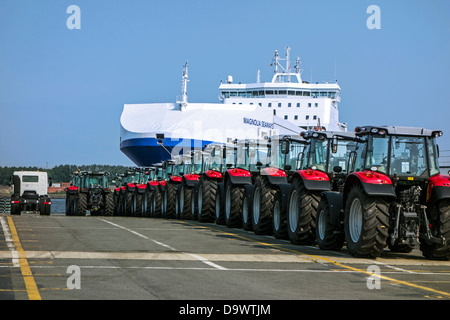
344;185;389;258
104;193;114;216
272;192;287;239
198;178;217;223
77;193;87;216
287;178;320;244
252;176;277;235
164;183;177;219
225;182;244;228
420;199;450;260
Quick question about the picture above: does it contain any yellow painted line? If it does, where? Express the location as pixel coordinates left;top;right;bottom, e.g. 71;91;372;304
7;216;41;300
178;221;450;298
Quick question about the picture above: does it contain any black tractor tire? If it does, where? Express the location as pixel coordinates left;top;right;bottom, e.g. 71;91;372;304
198;178;218;223
344;184;389;258
242;187;253;231
178;184;193;220
77;193;87;216
123;192;132;216
40;197;51;216
272;192;287;239
252;176;277;235
142;189;150;217
287;178;320;244
10;202;21;215
164;183;177;219
225;182;244;228
104;193;114;216
134;192;143;217
316;197;344;250
153;189;162;218
215;189;226;225
420;199;450;260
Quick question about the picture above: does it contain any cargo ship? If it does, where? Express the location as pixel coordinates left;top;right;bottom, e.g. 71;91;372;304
119;47;347;166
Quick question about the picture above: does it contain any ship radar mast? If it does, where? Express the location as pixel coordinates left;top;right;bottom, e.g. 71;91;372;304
177;61;189;111
271;46;302;83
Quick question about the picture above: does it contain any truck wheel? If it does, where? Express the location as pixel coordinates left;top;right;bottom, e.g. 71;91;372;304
316;197;344;250
420;199;450;260
104;193;114;216
272;192;287;239
252;176;276;235
40;197;51;215
344;185;389;258
10;201;21;215
198;178;217;223
77;193;87;216
225;182;244;228
287;178;320;244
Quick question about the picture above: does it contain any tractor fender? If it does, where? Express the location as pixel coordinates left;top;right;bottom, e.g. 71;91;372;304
264;175;288;185
293;170;331;192
225;170;252;185
345;172;396;198
320;191;344;226
427;174;450;205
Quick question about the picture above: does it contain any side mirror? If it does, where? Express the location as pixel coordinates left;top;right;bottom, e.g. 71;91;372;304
281;140;290;155
284;164;292;171
331;136;338;154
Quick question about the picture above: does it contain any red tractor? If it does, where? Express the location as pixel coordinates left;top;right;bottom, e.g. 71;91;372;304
286;130;357;245
161;157;184;218
319;126;450;260
175;152;201;220
196;144;226;223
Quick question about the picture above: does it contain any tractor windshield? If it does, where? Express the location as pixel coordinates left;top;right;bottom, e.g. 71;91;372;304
329;139;357;173
301;138;328;172
271;139;304;170
204;145;223;172
84;175;108;188
389;136;427;176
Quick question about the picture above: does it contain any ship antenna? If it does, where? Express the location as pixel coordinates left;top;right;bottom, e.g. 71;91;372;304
177;61;189;111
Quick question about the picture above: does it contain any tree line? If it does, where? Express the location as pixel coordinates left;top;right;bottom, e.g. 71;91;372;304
0;164;134;185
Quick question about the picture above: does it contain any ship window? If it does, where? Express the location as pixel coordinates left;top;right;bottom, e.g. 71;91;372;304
306;115;310;120
284;115;288;120
268;103;272;107
273;110;276;115
288;90;295;95
259;90;264;96
288;103;291;108
315;103;318;107
328;92;336;99
308;103;312;108
222;91;230;98
313;115;317;120
278;103;282;107
230;92;237;97
238;92;246;97
303;91;310;96
279;90;287;95
266;90;274;95
320;92;327;97
294;115;298;120
311;92;319;98
297;103;300;108
258;103;262;107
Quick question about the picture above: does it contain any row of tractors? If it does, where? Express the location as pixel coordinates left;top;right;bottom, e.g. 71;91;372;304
65;125;450;260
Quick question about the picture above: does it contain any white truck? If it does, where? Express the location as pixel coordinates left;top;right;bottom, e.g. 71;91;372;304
10;171;52;215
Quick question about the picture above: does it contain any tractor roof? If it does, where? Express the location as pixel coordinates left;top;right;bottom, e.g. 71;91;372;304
355;125;443;138
301;130;356;140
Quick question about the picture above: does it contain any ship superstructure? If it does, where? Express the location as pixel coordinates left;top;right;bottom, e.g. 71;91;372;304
219;47;346;131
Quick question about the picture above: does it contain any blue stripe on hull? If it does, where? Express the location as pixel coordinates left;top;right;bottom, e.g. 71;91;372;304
120;137;216;166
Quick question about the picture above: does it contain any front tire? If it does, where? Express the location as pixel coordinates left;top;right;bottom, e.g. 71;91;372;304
316;197;344;250
252;176;276;235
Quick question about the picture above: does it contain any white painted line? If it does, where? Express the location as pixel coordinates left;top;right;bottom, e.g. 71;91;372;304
97;218;227;270
0;216;19;267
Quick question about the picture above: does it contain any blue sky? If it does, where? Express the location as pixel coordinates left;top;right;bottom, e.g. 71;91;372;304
1;0;449;167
